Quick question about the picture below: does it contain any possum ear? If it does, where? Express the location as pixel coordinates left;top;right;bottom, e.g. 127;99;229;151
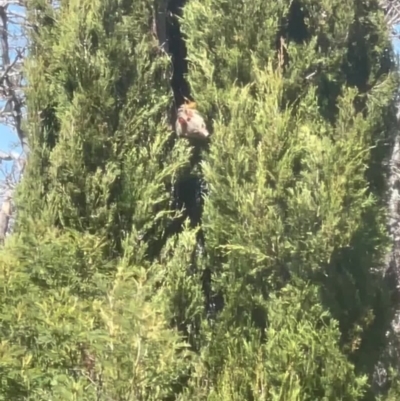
186;101;197;110
183;96;197;109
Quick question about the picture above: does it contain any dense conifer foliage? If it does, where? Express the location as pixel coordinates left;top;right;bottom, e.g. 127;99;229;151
0;0;399;399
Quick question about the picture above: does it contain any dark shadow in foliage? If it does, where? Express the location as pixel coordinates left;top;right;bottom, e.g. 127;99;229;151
143;0;206;254
127;2;218;337
276;0;310;108
285;0;309;45
320;4;398;398
319;207;399;401
153;1;208;255
154;3;220;398
30;0;57;32
0;377;29;401
167;0;191;108
165;0;225;322
39;104;60;150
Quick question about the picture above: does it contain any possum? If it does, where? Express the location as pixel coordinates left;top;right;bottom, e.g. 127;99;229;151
175;100;210;140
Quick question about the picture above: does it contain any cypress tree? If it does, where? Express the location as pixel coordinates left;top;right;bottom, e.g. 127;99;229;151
0;0;399;400
176;0;399;399
0;0;197;399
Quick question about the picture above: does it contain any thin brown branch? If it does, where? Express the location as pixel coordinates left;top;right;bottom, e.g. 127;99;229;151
0;0;27;244
0;190;11;245
380;0;400;27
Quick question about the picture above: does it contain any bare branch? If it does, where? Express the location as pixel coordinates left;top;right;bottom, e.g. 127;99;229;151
0;0;27;244
380;0;400;28
0;189;11;245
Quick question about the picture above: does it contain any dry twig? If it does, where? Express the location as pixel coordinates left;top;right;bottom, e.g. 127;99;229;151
0;0;27;244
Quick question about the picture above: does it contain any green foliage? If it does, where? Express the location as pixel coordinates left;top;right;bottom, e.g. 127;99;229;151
22;0;191;252
0;0;197;399
0;0;398;399
180;283;367;400
180;0;399;398
0;227;193;400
